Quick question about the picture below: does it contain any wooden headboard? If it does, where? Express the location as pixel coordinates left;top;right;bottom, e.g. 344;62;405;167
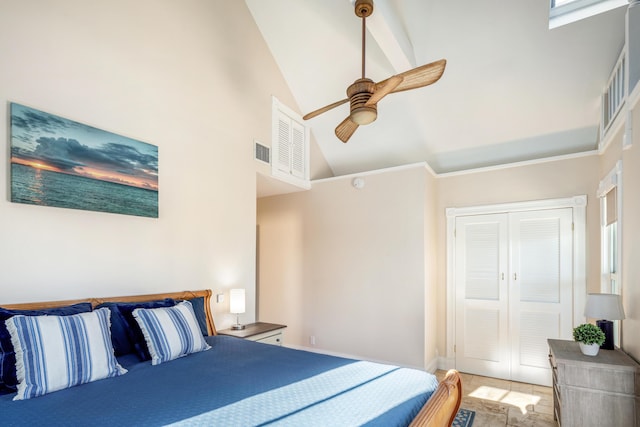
1;289;217;335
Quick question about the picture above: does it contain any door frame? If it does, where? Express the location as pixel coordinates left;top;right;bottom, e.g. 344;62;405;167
443;195;587;370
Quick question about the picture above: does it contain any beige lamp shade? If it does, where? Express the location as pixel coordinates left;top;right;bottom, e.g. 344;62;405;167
584;293;625;320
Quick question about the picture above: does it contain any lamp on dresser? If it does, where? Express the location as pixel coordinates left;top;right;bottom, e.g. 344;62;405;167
229;288;246;330
584;293;625;350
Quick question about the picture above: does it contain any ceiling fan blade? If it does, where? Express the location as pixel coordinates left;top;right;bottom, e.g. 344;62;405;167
376;59;447;94
335;116;359;143
365;75;403;107
303;98;349;120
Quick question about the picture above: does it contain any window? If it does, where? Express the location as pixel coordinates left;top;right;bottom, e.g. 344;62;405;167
598;161;622;346
549;0;628;29
603;189;618;294
551;0;599;9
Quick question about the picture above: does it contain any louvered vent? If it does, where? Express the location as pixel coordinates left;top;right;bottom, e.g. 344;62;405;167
254;141;270;164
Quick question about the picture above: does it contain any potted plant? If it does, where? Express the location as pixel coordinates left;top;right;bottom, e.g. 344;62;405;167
573;323;605;356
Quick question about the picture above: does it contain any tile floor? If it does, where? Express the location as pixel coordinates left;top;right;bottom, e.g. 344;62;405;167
435;370;557;427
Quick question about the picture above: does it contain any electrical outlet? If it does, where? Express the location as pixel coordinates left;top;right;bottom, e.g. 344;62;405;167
309;335;316;346
216;293;224;303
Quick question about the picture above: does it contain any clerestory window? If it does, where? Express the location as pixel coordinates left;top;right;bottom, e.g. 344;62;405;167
549;0;628;29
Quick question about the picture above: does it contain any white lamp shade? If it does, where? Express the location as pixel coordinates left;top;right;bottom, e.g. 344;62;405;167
584;293;625;320
229;289;246;314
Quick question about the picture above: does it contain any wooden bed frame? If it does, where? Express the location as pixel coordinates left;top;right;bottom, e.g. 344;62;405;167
2;289;462;427
410;369;463;427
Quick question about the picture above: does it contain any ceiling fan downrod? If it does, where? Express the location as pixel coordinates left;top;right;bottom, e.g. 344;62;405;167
355;0;374;79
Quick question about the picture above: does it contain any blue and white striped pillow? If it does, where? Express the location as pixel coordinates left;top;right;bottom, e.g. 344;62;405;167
6;308;127;400
133;301;210;365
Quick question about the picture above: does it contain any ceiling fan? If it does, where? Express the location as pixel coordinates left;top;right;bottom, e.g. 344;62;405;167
303;0;446;143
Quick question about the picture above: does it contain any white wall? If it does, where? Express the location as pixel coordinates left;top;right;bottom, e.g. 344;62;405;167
621;102;640;361
0;0;301;329
258;165;437;369
256;195;306;338
258;155;603;370
423;167;439;369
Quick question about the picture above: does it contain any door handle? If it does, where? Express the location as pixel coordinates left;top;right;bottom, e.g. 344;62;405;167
513;273;517;280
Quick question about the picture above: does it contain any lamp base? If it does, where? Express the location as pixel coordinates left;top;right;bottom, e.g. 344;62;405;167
231;324;245;330
597;319;614;350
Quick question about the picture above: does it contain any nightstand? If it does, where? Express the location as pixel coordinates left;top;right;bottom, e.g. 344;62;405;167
217;322;286;346
548;339;640;427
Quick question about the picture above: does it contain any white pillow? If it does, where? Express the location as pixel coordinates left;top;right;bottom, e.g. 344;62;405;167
133;301;210;365
6;308;127;400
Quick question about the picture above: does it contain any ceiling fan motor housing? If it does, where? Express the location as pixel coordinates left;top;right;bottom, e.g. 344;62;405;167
348;78;377;125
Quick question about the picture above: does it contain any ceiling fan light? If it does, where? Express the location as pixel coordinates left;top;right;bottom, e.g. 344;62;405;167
351;107;377;125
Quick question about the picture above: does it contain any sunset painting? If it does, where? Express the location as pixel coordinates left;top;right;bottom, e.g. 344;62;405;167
10;103;158;218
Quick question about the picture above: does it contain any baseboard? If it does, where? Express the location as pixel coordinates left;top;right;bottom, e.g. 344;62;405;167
425;356;439;374
437;356;455;371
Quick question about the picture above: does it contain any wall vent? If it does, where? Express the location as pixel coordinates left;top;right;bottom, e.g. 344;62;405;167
254;141;270;164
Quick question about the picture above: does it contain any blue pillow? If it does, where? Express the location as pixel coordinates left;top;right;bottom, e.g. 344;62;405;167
0;302;93;393
185;297;209;336
92;303;132;357
96;299;176;360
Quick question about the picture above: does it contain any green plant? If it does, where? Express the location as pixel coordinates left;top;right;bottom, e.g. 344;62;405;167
573;323;605;345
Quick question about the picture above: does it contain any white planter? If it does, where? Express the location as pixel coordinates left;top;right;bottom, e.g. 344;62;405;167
579;342;600;356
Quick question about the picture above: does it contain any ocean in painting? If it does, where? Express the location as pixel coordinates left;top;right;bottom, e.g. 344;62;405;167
11;163;158;218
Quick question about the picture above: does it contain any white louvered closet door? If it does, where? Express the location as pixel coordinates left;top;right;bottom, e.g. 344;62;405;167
509;208;573;386
455;208;574;386
455;214;510;380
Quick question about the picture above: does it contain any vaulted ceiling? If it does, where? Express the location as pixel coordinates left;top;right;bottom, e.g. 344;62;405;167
246;0;626;176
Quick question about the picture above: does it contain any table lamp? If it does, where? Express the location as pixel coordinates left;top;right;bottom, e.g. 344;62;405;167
230;288;246;330
584;293;625;350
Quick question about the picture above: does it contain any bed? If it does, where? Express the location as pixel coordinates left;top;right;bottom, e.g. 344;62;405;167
0;289;461;426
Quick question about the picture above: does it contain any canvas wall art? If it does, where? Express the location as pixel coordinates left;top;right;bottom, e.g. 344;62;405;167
10;103;158;218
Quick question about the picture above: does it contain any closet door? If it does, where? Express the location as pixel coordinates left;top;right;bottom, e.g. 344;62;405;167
509;208;573;386
455;214;510;380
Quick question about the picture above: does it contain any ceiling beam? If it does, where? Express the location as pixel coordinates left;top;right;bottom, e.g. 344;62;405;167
354;0;416;73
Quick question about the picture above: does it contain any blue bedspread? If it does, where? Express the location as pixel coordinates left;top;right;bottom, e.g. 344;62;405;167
0;336;438;426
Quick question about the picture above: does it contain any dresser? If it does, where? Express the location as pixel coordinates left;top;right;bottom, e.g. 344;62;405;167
548;339;640;427
217;322;286;346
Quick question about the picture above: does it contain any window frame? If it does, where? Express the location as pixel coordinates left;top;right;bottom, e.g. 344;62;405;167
597;160;623;346
549;0;628;29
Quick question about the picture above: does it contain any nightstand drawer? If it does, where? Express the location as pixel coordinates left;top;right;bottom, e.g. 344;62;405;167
250;330;283;346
